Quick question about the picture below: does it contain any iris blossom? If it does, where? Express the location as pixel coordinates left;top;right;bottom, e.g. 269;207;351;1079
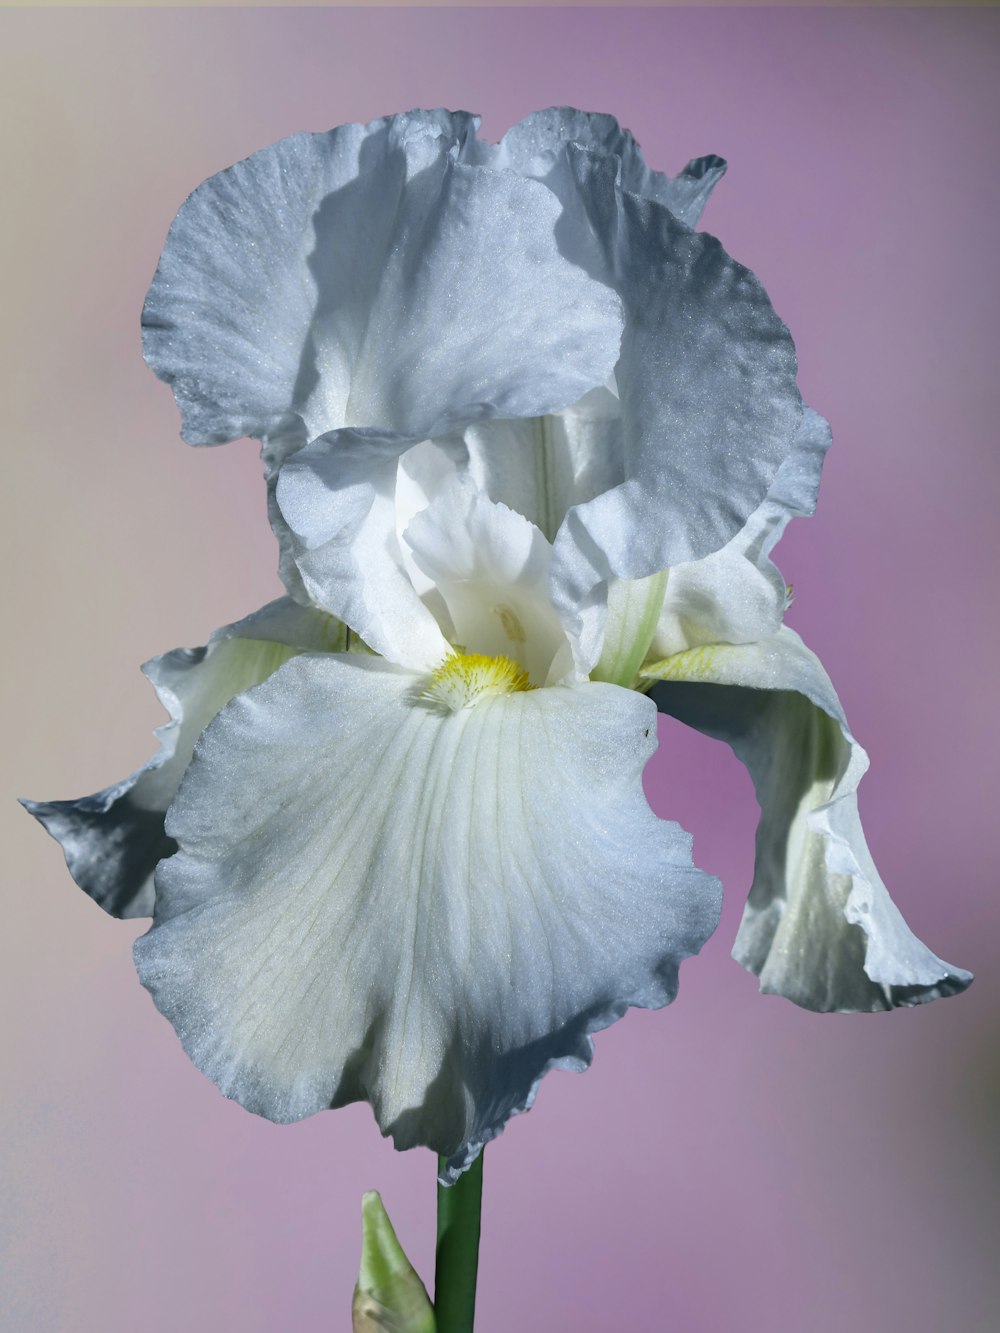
26;110;969;1186
28;469;725;1181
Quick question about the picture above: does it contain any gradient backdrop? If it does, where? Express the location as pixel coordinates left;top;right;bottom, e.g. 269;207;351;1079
3;8;998;1332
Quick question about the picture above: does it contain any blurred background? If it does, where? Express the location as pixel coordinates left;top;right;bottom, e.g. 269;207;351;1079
2;7;998;1331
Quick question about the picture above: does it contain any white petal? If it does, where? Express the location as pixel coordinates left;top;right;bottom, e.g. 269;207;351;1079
143;112;622;448
142;113;474;445
469;107;726;229
551;147;804;627
276;430;451;671
296;389;625;680
342;160;624;437
643;154;728;231
279;431;590;680
22;600;340;917
754;405;832;546
134;656;720;1174
646;628;971;1011
648;555;785;662
394;437;469;598
403;479;574;685
460;386;624;545
469;107;643;176
650;407;832;658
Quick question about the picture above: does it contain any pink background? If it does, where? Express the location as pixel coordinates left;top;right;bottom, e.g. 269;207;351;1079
3;8;998;1331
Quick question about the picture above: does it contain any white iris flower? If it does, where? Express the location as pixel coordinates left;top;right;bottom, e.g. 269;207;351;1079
28;463;725;1180
25;109;969;1184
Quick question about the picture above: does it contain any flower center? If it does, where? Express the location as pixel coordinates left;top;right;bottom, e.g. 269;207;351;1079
422;652;533;712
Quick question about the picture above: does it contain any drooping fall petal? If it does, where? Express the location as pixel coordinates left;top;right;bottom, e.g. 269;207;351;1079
646;628;971;1011
22;599;340;917
134;654;721;1175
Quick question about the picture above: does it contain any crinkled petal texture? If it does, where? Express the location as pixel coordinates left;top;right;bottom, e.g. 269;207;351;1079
277;400;825;689
23;600;341;918
142;110;623;452
650;406;832;658
646;628;971;1011
551;146;804;627
134;655;721;1178
273;148;805;669
464;106;727;229
145;104;808;654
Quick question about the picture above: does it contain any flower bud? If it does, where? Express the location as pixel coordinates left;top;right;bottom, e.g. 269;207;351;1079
352;1191;436;1333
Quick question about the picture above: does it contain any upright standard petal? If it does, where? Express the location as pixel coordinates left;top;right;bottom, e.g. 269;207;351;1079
551;146;803;631
134;655;721;1177
142;111;623;451
142;113;474;448
644;628;971;1011
23;600;341;917
467;106;727;228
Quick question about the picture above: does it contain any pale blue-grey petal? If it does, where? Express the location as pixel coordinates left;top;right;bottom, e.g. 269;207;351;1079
649;406;832;659
339;160;623;438
22;600;341;917
143;113;476;446
646;630;972;1011
752;404;832;559
468;107;726;227
648;155;728;230
143;111;622;450
552;146;803;624
134;656;721;1175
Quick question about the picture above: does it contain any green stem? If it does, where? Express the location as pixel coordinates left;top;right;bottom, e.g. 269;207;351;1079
434;1152;484;1333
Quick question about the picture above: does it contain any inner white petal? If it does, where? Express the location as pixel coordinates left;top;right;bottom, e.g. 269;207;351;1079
462;386;623;544
402;480;576;685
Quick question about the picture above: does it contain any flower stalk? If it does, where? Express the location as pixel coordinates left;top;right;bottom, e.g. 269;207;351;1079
434;1153;484;1333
